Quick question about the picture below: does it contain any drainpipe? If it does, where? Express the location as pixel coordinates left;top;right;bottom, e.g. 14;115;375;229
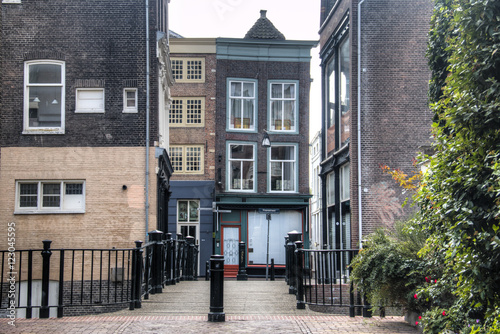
145;0;151;240
357;0;366;248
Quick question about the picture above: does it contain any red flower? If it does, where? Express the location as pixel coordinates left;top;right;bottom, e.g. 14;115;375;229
414;293;418;299
442;311;446;316
434;279;437;283
415;321;419;326
425;276;430;282
418;316;422;320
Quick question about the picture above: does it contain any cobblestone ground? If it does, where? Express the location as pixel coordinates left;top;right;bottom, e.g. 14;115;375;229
2;315;418;334
0;280;419;333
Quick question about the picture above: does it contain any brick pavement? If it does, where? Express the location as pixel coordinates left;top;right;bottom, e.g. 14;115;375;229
0;280;419;333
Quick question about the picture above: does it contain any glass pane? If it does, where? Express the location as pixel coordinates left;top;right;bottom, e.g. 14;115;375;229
66;183;83;195
43;183;60;195
20;183;38;207
243;82;254;97
230;82;241;97
42;183;60;207
189;226;196;238
230;161;241;189
178;201;188;222
327;173;335;206
271;162;282;191
340;37;350;147
284;84;295;98
29;64;61;84
231;99;242;128
271;84;282;98
28;86;62;127
230;144;253;160
189;201;199;222
271;146;294;161
283;101;294;130
242;99;254;129
283;162;294;191
241;161;253;190
271;101;282;130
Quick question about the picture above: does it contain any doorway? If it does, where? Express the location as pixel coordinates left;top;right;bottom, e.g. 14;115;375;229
222;226;240;277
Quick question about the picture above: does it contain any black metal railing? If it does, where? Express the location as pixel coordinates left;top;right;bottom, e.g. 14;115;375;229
286;240;371;317
0;231;199;318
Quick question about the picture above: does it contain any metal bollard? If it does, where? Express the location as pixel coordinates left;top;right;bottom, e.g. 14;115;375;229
208;255;225;322
237;241;248;281
270;258;275;281
205;261;210;281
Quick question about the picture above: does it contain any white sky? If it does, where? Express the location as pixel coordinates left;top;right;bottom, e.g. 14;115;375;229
169;0;322;138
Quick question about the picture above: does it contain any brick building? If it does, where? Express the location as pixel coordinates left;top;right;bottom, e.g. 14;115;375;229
318;0;433;251
0;0;174;252
167;37;217;276
214;10;317;277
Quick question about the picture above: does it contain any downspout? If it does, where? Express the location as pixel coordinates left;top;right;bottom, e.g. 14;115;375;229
357;0;366;248
145;0;151;240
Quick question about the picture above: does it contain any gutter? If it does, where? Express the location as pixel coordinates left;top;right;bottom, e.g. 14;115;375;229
357;0;366;248
145;0;151;240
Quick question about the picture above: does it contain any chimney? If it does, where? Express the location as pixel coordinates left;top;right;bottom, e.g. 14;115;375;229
260;10;267;18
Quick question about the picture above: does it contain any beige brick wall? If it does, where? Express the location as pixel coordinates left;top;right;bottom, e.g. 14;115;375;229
0;147;160;253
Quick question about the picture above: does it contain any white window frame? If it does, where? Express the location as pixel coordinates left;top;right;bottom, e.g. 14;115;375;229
227;142;256;192
268;81;299;133
227;79;257;132
169;97;205;127
169;145;204;174
177;200;200;223
75;88;105;113
123;88;138;113
267;143;298;193
15;181;85;214
24;60;65;134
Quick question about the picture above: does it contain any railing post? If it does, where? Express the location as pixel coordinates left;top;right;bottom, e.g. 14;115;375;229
57;249;64;318
295;241;305;309
40;240;52;319
208;255;225;322
194;244;199;281
236;241;248;281
362;291;372;318
176;234;183;282
205;261;210;281
172;237;178;284
149;230;164;294
27;250;33;319
287;231;302;294
165;233;173;286
134;241;143;309
284;236;289;284
185;236;195;281
349;280;355;317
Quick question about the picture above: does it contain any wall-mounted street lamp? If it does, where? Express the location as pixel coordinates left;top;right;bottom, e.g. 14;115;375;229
262;130;271;148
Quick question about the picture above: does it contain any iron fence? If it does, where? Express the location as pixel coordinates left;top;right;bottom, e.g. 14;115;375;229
286;240;372;317
1;231;198;318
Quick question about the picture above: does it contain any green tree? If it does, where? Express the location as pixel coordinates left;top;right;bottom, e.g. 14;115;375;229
419;0;500;331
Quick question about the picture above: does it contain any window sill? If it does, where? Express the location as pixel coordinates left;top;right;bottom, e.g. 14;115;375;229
23;129;65;135
122;109;138;114
14;210;85;215
75;109;105;114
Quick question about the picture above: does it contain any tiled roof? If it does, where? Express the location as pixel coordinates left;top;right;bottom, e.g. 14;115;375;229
244;10;285;40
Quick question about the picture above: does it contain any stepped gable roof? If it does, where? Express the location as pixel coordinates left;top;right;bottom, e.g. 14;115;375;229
244;10;285;40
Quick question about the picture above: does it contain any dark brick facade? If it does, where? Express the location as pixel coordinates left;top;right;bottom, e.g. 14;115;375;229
320;0;434;248
0;0;162;147
215;59;312;195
